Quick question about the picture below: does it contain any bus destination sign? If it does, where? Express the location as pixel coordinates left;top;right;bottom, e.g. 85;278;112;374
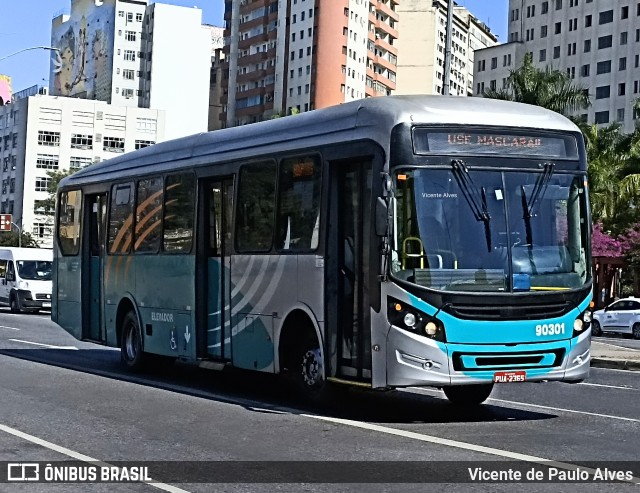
413;128;578;159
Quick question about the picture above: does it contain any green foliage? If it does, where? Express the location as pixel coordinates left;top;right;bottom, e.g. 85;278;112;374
482;53;590;116
0;231;40;247
41;169;77;216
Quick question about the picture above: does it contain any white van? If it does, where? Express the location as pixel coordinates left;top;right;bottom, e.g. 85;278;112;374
0;247;53;313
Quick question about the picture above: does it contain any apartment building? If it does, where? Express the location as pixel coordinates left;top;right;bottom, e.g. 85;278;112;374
395;0;498;96
473;0;640;133
0;87;165;247
50;0;210;139
220;0;400;127
207;25;226;131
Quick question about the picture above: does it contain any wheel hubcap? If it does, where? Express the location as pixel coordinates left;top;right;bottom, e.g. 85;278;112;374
301;348;323;387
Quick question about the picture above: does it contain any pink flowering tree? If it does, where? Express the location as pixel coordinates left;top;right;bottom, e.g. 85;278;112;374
592;222;623;257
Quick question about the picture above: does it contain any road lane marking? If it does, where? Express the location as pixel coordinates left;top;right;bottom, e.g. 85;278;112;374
405;387;640;423
303;414;639;483
577;382;638;391
0;325;20;330
8;339;78;350
595;341;640;352
0;423;192;493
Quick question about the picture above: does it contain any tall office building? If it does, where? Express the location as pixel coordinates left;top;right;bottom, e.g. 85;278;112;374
220;0;400;127
50;0;211;139
473;0;640;133
395;0;498;96
0;86;165;247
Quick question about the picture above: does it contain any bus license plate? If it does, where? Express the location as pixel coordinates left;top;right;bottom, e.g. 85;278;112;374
493;371;526;383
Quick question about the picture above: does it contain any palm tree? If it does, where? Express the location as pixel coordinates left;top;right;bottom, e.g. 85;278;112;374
483;53;591;116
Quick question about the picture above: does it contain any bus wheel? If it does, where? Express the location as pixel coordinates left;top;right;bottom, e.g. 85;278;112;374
633;323;640;340
9;294;21;314
443;383;493;406
121;311;145;371
294;336;331;403
591;320;602;337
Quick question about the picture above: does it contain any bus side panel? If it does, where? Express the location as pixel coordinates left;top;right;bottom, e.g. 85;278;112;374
103;254;136;347
135;255;196;358
54;256;83;340
230;254;298;372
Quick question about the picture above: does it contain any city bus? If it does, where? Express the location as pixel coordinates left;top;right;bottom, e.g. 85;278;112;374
52;95;592;405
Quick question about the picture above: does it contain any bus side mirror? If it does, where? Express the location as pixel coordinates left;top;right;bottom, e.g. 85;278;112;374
375;197;389;236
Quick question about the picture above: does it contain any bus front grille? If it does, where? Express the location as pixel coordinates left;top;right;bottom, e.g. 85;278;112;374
452;349;565;371
445;302;572;321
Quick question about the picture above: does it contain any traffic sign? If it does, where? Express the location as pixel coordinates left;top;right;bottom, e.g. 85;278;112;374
0;214;12;231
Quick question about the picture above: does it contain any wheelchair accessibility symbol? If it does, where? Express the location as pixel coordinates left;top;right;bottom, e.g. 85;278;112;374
169;329;177;351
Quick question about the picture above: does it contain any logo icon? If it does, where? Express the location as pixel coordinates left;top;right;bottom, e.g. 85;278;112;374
7;463;40;482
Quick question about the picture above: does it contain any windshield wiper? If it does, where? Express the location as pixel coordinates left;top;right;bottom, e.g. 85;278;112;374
451;160;492;252
521;163;555;246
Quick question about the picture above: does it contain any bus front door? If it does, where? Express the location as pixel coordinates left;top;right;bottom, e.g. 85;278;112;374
201;178;234;360
335;162;373;379
82;193;107;343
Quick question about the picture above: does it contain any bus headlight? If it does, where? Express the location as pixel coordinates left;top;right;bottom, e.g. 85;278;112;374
573;310;591;337
388;297;446;342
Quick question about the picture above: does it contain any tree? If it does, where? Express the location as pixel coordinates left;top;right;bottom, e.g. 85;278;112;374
42;169;77;216
483;53;591;116
0;231;40;247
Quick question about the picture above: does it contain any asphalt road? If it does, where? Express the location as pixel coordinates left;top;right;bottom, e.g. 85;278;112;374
0;310;639;492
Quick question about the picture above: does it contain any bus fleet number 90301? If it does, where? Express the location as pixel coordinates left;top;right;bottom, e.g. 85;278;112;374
535;323;565;337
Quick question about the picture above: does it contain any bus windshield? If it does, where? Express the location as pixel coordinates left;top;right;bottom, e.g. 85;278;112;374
17;260;53;281
391;167;590;293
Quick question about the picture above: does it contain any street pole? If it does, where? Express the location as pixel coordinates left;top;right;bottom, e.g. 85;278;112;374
442;0;454;95
0;46;60;63
11;222;21;248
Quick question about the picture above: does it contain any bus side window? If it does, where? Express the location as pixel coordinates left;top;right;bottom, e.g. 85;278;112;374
108;183;133;255
57;190;83;256
276;155;321;252
135;176;163;253
236;161;276;252
163;173;195;253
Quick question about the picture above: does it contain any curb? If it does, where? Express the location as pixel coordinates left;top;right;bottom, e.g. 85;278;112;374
590;357;640;371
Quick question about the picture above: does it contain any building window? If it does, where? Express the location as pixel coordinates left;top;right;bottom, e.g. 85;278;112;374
32;223;52;239
124;50;136;61
125;31;136;41
599;10;613;24
619;83;626;95
619;57;627;70
556;0;562;10
542;1;549;14
555;22;562;34
122;88;134;98
584;39;591;52
621;5;629;19
585;14;592;27
539;49;547;62
123;69;135;80
594;111;609;124
617;108;625;122
620;32;628;45
598;35;612;49
37;130;60;147
103;136;125;153
541;25;548;38
553;46;560;58
596;60;612;74
491;57;497;69
136;118;157;134
69;156;92;170
595;85;610;99
36;154;59;170
136;13;143;22
70;134;92;149
35;177;51;192
135;140;155;149
581;64;590;76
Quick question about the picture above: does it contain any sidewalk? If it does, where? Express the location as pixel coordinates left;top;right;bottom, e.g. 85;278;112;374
590;340;640;371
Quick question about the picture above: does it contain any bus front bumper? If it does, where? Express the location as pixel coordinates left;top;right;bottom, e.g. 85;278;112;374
386;325;591;388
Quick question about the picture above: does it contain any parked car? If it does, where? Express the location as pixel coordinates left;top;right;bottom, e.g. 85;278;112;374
591;297;640;339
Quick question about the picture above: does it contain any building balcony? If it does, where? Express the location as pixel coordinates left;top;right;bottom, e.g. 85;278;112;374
236;101;274;118
237;69;267;84
240;0;267;16
374;73;396;91
372;55;396;73
375;37;397;56
374;1;399;22
239;16;267;31
369;13;398;39
238;31;269;50
238;50;269;64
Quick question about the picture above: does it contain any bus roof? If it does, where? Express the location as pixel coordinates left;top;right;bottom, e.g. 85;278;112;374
59;95;581;188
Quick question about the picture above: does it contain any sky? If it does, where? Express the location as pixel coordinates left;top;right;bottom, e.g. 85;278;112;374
1;0;507;94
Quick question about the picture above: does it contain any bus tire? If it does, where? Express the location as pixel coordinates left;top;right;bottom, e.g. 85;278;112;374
120;311;145;371
293;335;333;404
9;293;21;314
443;383;493;406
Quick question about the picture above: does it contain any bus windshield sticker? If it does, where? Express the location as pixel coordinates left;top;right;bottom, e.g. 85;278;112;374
413;128;579;159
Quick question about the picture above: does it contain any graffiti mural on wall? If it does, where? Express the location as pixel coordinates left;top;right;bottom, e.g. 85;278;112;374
0;75;12;105
51;0;115;99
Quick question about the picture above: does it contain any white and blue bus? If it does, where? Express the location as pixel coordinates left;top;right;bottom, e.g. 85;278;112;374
53;95;592;405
